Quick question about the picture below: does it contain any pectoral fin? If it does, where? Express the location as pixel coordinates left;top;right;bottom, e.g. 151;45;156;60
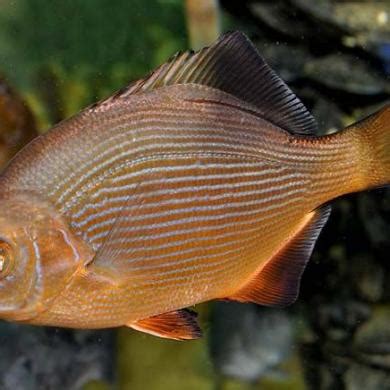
227;205;331;307
128;309;202;340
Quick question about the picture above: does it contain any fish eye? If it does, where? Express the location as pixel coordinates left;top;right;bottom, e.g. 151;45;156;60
0;241;14;279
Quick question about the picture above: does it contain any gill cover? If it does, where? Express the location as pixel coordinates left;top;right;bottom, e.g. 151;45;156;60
0;192;93;321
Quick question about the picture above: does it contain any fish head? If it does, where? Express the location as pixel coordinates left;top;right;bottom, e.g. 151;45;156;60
0;192;93;321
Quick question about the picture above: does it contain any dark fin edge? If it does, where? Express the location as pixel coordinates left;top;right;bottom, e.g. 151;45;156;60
226;205;331;307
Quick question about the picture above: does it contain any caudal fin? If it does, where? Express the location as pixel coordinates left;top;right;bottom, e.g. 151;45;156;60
349;104;390;190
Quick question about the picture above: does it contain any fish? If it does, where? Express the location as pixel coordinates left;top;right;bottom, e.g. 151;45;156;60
0;31;388;340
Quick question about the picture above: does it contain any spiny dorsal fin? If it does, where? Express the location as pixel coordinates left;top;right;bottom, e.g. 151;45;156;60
98;31;317;135
227;205;331;307
129;309;202;340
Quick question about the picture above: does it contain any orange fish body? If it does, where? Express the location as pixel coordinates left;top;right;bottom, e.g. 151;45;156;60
0;32;388;339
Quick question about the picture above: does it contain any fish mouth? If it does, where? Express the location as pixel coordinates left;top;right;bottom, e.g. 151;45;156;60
0;281;42;321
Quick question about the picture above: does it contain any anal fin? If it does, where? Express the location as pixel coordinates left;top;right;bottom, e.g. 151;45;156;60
128;309;202;340
227;205;331;307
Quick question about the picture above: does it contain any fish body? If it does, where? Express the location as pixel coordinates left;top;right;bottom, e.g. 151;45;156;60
0;32;388;339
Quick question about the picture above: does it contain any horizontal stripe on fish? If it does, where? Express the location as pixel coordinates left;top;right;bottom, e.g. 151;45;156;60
62;154;272;209
87;195;302;251
125;221;309;299
58;146;348;221
89;216;283;254
89;240;289;309
73;171;303;226
79;178;302;226
113;228;302;311
46;207;299;321
71;162;290;209
41;101;351;209
61;145;353;216
70;163;306;243
65;156;300;212
61;252;248;316
54;124;348;205
74;180;303;230
77;155;355;209
88;203;297;246
98;218;298;272
84;195;304;280
84;189;302;241
49;110;281;204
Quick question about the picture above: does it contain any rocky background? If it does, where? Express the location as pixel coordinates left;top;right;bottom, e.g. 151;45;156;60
0;1;389;389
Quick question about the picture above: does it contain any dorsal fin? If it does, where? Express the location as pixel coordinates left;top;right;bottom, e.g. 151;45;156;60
98;31;317;135
226;205;331;307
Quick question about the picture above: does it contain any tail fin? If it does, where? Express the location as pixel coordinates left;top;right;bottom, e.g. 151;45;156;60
349;104;390;190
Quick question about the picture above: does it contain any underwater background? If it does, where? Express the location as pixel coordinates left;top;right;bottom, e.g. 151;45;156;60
0;0;389;389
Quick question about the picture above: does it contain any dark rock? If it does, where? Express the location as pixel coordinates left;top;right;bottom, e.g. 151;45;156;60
310;95;344;134
315;301;371;339
304;54;390;95
256;41;312;83
291;0;390;37
291;0;390;65
250;2;312;40
350;254;384;302
345;363;390;390
358;189;390;250
332;3;390;35
353;307;390;369
209;302;293;382
0;324;114;390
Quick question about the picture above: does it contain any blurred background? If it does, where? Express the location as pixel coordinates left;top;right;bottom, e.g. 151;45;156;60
0;0;389;389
